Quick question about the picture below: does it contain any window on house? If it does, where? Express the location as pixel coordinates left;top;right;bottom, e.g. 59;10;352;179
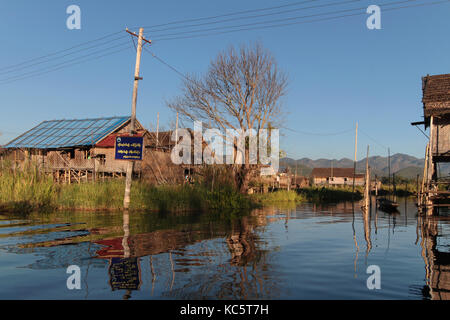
97;154;106;165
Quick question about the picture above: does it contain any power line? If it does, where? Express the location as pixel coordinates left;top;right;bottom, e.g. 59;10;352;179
143;47;189;81
0;0;448;85
0;30;124;72
0;42;131;83
359;128;388;150
151;0;448;41
145;0;360;34
0;34;128;76
151;0;368;39
284;126;354;136
140;0;321;29
0;45;132;86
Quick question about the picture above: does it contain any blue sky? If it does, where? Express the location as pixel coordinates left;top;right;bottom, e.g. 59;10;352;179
0;0;449;160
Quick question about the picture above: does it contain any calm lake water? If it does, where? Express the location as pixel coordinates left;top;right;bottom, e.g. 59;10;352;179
0;198;449;300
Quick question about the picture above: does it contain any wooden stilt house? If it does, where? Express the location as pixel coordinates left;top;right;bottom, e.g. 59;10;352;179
412;74;450;210
2;116;150;182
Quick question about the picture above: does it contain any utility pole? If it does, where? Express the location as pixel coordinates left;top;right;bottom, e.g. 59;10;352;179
352;122;358;194
295;162;297;189
175;112;179;143
123;27;151;210
364;145;370;209
388;147;391;199
156;112;159;147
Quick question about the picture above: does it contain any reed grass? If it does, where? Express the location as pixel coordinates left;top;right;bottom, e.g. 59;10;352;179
251;190;306;204
0;163;256;213
1;162;366;214
299;186;363;202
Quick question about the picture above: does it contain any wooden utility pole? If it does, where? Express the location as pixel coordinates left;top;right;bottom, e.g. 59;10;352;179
352;122;358;194
123;27;151;210
364;145;370;209
295;162;297;189
388;147;391;199
175;112;179;143
156;112;159;147
331;159;333;187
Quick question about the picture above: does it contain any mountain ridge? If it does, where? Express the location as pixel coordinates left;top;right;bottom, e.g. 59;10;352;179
280;153;450;179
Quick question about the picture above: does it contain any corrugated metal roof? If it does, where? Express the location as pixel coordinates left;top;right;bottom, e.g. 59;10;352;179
4;116;130;149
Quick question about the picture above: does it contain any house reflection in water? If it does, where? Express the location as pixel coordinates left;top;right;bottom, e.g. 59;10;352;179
418;215;450;300
91;209;278;299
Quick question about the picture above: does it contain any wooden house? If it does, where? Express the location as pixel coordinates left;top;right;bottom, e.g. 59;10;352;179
2;116;184;183
311;168;365;186
412;74;450;210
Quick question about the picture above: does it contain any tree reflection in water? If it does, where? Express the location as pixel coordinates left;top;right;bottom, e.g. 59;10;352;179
1;201;449;299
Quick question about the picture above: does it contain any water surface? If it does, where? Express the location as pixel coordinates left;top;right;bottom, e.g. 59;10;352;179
0;198;448;299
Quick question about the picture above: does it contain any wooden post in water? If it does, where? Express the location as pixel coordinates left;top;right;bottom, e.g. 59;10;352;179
364;145;370;209
416;174;420;205
352;122;358;196
393;172;396;201
375;174;378;197
388;147;391;200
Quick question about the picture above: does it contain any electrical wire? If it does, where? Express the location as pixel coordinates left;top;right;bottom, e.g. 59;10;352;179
151;0;449;41
150;0;387;39
0;45;132;86
0;34;128;76
359;128;389;150
143;47;189;81
284;126;354;136
0;30;124;72
0;0;448;85
0;42;131;83
140;0;321;29
145;0;360;34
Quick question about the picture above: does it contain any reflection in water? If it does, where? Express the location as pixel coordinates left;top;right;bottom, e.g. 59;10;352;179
0;200;449;299
418;214;450;300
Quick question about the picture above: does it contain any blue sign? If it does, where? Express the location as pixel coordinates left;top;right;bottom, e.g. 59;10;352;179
114;136;143;160
109;257;141;291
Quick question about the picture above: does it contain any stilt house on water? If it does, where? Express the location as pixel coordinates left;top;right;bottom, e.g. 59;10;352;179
1;116;183;184
412;73;450;210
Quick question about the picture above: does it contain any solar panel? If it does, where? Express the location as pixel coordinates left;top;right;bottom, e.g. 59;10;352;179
4;116;130;149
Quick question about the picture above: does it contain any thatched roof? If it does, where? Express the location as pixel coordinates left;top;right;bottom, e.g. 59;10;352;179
422;74;450;117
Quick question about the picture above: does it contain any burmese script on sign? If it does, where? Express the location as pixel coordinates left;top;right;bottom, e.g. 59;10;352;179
114;136;144;161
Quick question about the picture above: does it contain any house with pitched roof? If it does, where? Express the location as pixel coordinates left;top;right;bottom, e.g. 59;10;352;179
311;167;365;186
1;116;179;183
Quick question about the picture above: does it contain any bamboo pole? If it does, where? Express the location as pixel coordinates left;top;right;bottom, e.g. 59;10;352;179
364;145;370;209
352;122;358;195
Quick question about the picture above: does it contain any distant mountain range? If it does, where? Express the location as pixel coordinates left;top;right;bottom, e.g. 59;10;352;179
280;153;450;179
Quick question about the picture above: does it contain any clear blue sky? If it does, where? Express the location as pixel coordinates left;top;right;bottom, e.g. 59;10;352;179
0;0;449;160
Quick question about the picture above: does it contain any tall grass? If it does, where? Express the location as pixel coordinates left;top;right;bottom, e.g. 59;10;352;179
251;190;306;204
0;161;56;211
299;186;362;202
0;162;256;213
1;162;365;214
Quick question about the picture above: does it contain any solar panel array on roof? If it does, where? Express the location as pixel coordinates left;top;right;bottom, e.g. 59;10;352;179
4;116;130;149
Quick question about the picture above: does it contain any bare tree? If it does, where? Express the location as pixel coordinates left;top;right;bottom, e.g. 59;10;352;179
167;43;288;193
